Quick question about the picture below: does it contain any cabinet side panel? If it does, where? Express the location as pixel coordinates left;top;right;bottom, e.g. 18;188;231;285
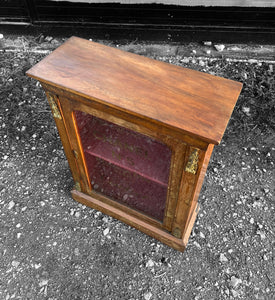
42;85;81;186
183;144;214;238
172;144;213;240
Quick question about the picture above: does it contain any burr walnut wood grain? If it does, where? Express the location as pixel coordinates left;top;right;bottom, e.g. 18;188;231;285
26;36;242;145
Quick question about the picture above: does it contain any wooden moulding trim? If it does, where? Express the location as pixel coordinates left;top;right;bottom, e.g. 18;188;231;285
86;188;165;229
183;202;200;246
42;87;81;185
71;189;190;252
35;82;216;147
182;143;214;235
171;145;205;238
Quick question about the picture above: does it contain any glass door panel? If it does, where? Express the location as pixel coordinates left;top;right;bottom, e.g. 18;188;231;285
74;110;172;222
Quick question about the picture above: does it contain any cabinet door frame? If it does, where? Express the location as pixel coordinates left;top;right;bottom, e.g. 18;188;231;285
51;92;186;232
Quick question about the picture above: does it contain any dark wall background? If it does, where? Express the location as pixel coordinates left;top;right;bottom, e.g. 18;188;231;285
1;0;275;43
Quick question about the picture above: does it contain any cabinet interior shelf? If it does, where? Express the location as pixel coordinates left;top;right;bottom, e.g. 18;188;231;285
75;111;171;187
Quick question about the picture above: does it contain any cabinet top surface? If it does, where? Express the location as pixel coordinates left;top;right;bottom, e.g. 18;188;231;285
26;36;242;144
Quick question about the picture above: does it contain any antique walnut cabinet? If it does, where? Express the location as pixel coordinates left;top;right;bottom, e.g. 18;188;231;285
26;37;242;252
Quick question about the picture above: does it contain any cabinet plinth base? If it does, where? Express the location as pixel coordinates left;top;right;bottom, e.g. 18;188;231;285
71;189;199;252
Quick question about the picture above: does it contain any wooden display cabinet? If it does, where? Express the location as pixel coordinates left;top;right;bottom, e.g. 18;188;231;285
26;37;242;252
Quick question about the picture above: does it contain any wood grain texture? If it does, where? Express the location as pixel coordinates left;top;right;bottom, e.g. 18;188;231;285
42;88;82;187
182;143;214;236
26;36;242;145
41;83;210;150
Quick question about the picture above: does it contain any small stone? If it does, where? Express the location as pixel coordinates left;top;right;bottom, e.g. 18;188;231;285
11;261;20;268
146;259;154;268
75;211;81;218
199;232;205;239
203;41;212;46
250;218;254;224
34;263;41;269
230;276;242;288
192;50;197;54
256;230;266;240
199;60;205;66
214;44;225;52
103;228;109;236
39;279;48;287
181;57;190;63
102;216;109;222
193;241;201;249
45;36;53;42
17;233;22;239
242;106;251;116
8;201;15;210
231;289;238;297
253;201;262;208
0;33;3;39
74;248;80;256
51;38;59;44
205;49;211;55
144;292;152;300
220;253;228;263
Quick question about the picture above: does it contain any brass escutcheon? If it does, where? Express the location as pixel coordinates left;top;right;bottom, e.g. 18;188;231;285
172;227;182;239
74;181;81;192
185;148;199;174
48;94;62;120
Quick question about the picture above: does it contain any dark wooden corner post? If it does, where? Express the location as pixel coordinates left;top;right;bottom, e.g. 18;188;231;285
27;37;242;252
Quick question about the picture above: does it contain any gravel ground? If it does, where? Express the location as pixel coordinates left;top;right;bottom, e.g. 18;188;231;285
0;35;274;300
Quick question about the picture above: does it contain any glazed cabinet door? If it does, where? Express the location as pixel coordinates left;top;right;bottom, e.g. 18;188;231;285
52;94;187;232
